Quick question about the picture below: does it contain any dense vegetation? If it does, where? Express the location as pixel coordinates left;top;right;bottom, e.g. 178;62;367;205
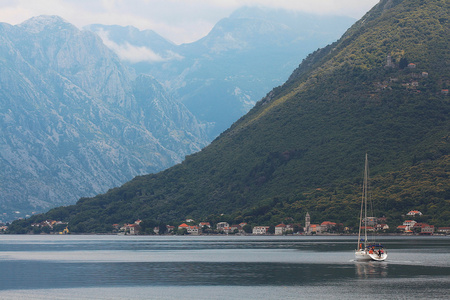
8;0;449;233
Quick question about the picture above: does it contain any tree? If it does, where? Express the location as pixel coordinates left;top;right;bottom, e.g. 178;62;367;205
176;228;187;235
242;224;252;234
399;57;409;69
158;222;168;235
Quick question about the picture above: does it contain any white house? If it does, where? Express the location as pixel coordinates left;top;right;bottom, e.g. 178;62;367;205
199;222;211;228
187;225;199;235
253;226;270;235
216;222;230;231
275;224;286;235
403;220;417;231
406;210;423;216
375;224;389;231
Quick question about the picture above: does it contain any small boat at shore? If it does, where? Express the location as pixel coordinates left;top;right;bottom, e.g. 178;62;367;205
355;154;387;261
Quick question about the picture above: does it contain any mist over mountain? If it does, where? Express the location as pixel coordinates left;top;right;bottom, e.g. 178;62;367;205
10;0;448;233
0;16;207;221
87;7;356;138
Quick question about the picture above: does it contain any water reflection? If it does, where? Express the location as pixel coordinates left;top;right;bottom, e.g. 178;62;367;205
355;261;388;278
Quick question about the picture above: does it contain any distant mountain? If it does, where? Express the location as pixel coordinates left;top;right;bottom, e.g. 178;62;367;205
0;16;207;221
10;0;449;233
87;7;356;138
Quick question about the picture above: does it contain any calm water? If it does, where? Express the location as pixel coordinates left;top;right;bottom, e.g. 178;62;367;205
0;235;448;299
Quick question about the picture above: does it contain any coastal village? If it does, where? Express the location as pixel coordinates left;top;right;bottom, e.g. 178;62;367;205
2;209;448;236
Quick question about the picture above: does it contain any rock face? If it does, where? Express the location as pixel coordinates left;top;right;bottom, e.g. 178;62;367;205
0;16;208;220
87;7;355;138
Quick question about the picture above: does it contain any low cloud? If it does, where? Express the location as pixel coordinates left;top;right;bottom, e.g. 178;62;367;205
95;29;183;63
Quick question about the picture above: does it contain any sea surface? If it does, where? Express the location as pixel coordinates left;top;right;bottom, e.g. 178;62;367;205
0;235;448;299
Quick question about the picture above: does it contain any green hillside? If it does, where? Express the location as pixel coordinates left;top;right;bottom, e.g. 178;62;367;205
9;0;449;233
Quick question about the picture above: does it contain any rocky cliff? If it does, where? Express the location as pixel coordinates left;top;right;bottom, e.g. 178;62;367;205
0;16;207;221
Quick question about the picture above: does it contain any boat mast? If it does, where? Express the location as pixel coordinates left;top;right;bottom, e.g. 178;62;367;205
357;154;366;250
363;153;369;247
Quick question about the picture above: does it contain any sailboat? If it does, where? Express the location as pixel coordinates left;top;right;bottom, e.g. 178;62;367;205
355;154;387;261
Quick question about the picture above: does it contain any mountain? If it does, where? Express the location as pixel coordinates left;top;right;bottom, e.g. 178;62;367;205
0;16;207;221
87;7;356;139
8;0;450;233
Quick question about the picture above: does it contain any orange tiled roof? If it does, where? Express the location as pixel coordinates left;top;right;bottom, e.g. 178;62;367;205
321;221;336;226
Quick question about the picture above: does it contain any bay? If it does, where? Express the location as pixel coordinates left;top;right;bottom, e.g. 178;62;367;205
0;235;448;299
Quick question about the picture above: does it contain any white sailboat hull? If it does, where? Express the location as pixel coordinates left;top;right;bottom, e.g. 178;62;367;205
355;249;387;261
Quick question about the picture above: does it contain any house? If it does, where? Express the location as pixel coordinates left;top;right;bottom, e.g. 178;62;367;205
399;223;414;234
376;224;389;231
222;227;233;234
397;225;407;232
403;220;417;230
437;227;450;234
419;224;434;235
310;224;322;234
186;219;194;223
128;224;139;235
178;223;189;230
361;226;375;232
321;221;337;232
412;222;424;232
275;224;294;235
253;226;270;235
421;72;429;77
199;222;211;228
441;89;449;95
216;222;230;232
153;227;160;234
226;223;247;234
408;63;416;68
187;225;199;235
406;210;423;216
166;225;175;233
275;224;287;235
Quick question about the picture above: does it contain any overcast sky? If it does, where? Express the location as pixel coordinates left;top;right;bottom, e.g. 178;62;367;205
0;0;379;44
